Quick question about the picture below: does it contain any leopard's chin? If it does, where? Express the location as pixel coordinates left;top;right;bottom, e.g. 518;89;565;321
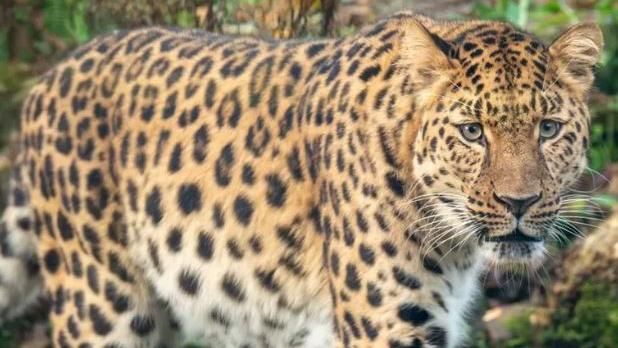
479;229;547;268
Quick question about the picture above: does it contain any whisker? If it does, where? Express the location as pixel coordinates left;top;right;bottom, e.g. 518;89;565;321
583;166;610;184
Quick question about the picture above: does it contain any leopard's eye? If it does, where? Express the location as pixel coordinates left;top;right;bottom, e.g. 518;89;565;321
458;123;484;142
540;120;561;140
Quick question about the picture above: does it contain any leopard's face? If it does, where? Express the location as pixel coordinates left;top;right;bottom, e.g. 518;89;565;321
403;21;603;266
413;89;590;266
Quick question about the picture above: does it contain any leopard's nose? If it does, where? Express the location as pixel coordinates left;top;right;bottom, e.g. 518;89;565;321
493;193;541;219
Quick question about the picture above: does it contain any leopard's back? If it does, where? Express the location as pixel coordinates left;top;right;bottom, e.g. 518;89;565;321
18;27;343;347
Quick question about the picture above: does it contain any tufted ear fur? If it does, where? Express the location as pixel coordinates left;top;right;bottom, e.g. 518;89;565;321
397;18;457;106
548;23;604;98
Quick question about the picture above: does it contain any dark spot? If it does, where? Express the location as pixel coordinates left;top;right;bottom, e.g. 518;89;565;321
233;195;253;225
398;303;432;326
59;67;74;98
17;217;31;231
213;203;225;228
359;65;381;81
385;171;405;197
70;252;83;277
381;241;398;257
130;315;156;336
277;226;303;250
204;80;217;108
44;249;61;273
56;212;75;241
89;304;112;335
366;282;382;307
67;315;80;339
167;228;182;252
197;231;214;260
466;63;479;78
210;308;230;328
242;164;255;185
266;174;287;207
289;62;303;80
361;317;379;340
254;269;280;292
177;184;202;215
145;187;163;224
178;269;201;295
426;326;447;347
422;257;443;274
166;66;184;87
287;147;304;181
86;169;103;189
463;42;478;51
193;125;209;163
104;281;130;314
345;263;361;291
249;235;262;253
168;144;182;173
162;92;177;119
306;43;326;58
356;210;369;232
215;143;235;187
221;273;246;302
80;58;94;73
226;238;244;259
108;251;133;282
343;311;361;338
87;265;99;293
359;243;376;265
330;251;340;276
393;266;422;289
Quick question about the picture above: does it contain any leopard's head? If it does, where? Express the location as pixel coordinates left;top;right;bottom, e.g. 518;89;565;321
398;18;603;266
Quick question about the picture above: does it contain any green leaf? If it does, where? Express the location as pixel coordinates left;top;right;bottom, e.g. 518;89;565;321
176;10;196;28
505;1;521;25
70;1;90;43
44;0;71;37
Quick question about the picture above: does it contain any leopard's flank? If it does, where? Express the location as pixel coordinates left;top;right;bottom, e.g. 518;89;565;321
0;12;602;348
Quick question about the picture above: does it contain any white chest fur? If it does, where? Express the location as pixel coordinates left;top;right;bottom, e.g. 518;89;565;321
172;293;334;348
438;256;484;348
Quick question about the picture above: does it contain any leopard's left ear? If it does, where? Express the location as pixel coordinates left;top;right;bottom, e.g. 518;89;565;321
549;23;604;97
398;18;457;105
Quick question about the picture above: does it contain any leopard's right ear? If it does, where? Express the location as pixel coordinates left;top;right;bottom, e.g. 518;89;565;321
397;18;458;104
549;23;604;98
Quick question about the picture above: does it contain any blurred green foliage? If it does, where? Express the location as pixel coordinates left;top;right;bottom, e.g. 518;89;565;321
504;281;618;348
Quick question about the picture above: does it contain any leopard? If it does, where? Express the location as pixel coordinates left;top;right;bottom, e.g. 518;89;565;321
0;11;603;348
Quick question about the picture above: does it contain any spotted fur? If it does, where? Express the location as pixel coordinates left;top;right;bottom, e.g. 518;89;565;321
0;12;602;348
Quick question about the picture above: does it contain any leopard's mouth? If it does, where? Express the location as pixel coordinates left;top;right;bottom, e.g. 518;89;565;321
480;229;546;265
484;229;543;243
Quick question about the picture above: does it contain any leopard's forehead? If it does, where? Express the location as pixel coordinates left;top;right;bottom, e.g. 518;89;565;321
446;23;550;93
437;24;569;128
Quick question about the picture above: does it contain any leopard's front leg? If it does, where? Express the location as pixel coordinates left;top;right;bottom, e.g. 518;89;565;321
322;214;458;348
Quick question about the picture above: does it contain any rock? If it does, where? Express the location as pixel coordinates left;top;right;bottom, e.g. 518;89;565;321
482;303;535;344
549;205;618;309
19;323;50;348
